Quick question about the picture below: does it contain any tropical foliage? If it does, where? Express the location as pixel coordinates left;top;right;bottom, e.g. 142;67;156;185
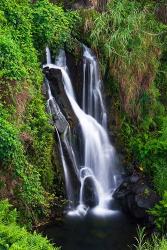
0;200;59;250
0;0;79;226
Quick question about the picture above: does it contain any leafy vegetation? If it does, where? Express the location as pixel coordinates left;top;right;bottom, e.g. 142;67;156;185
0;0;79;227
83;0;166;116
0;0;39;81
0;200;59;250
32;0;79;52
149;192;167;233
134;227;167;250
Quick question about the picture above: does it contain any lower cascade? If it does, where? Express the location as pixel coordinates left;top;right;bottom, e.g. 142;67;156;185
44;46;122;216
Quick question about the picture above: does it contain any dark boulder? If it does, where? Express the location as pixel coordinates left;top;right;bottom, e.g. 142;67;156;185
113;173;160;220
82;176;99;207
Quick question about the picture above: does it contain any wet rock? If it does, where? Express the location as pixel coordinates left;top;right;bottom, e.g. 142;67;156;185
82;176;99;207
43;67;78;129
51;102;68;133
130;174;140;183
66;51;83;107
113;173;160;220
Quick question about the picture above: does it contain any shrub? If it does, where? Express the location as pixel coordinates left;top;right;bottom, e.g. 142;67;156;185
32;0;80;51
0;104;46;219
0;33;27;80
149;192;167;233
0;200;59;250
0;0;39;81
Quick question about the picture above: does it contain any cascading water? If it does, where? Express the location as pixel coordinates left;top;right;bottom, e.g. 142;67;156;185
82;46;107;128
44;46;121;216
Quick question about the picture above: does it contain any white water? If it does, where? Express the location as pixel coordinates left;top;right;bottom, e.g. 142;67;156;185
83;46;107;128
46;46;51;64
44;47;121;216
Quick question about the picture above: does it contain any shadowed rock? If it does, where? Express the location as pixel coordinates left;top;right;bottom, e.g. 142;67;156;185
82;176;99;207
113;173;160;220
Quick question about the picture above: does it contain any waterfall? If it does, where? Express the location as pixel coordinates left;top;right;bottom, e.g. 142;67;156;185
44;46;121;216
46;46;51;64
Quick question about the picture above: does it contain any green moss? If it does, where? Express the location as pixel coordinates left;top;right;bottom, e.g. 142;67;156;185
0;104;23;166
0;103;48;221
23;92;55;190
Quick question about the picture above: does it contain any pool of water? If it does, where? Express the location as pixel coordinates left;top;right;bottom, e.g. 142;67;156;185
43;205;137;250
